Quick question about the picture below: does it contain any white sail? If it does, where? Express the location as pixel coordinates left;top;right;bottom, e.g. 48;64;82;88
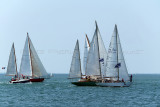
105;25;129;81
28;36;48;77
69;40;82;78
117;29;130;81
19;35;32;76
96;22;107;77
85;27;101;76
6;43;18;76
105;26;119;79
83;34;90;75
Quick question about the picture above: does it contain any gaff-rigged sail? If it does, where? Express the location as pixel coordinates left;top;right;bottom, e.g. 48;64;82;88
6;43;18;76
105;25;129;81
69;40;82;78
83;34;90;75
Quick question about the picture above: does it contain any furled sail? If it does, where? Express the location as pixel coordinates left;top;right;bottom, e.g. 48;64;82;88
29;36;48;77
6;43;18;76
96;22;107;77
69;40;82;78
85;26;101;76
105;25;129;81
19;35;32;76
83;34;90;75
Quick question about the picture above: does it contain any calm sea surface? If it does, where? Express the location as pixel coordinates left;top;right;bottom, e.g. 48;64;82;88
0;74;160;107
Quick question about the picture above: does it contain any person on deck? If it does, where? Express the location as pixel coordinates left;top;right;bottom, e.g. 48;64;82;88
130;74;132;82
122;78;124;82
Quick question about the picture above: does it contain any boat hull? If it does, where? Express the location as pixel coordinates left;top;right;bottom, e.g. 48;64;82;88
71;81;97;86
10;79;30;84
96;82;132;87
30;78;44;82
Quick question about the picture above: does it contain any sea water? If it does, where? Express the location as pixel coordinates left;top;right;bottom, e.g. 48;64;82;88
0;74;160;107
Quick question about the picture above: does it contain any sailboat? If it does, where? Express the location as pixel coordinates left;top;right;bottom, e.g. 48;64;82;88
96;25;132;87
6;43;30;83
69;21;107;86
19;33;48;82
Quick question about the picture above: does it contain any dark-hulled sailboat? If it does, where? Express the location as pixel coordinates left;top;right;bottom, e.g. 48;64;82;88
69;21;107;86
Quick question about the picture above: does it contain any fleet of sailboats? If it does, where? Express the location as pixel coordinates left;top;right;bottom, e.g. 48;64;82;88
69;22;132;87
5;22;132;87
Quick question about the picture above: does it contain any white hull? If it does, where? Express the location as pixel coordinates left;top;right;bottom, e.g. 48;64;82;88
96;81;132;87
10;79;30;83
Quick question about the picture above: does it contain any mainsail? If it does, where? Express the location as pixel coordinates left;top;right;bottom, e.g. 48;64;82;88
6;43;18;76
85;22;107;77
85;25;101;76
83;34;90;75
69;40;82;78
105;25;129;81
96;22;107;77
19;33;48;77
19;34;32;76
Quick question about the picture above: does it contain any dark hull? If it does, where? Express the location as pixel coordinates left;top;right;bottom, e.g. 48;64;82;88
30;78;44;82
71;81;97;86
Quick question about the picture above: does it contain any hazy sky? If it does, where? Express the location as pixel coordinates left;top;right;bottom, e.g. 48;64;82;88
0;0;160;74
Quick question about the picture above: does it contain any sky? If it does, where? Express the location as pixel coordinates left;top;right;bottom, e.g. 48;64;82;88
0;0;160;74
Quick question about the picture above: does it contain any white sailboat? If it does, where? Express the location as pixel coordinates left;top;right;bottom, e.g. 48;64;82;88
96;25;132;87
19;33;48;82
6;43;30;83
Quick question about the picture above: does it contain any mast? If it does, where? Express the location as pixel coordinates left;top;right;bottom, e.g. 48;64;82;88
27;32;34;78
13;43;18;77
95;21;102;77
115;25;119;81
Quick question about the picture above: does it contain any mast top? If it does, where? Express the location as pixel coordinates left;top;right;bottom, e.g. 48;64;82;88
95;20;98;30
76;39;79;44
114;24;118;33
12;42;14;47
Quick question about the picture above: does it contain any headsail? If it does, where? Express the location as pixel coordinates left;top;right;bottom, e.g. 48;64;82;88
19;33;48;77
6;43;18;76
83;34;90;75
95;22;107;77
105;25;129;81
69;40;82;78
28;36;48;77
19;34;32;76
116;26;129;81
85;26;101;76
